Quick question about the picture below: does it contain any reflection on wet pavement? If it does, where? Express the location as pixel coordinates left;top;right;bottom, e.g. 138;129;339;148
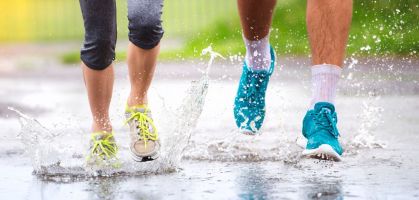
1;58;419;199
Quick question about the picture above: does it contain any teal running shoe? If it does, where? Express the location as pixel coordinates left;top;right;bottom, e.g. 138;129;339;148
233;46;275;134
302;102;343;161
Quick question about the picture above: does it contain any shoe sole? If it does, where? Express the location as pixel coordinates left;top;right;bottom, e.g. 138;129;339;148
239;128;259;135
129;146;159;162
302;144;342;162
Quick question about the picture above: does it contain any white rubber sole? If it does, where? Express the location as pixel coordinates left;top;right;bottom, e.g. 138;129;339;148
302;144;342;162
129;146;159;162
239;128;259;135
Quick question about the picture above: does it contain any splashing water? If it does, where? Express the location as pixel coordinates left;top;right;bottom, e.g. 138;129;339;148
182;46;304;163
201;45;225;76
10;46;225;178
345;95;387;155
8;107;65;172
8;45;391;178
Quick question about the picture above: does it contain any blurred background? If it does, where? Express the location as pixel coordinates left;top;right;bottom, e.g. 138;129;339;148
0;0;417;68
1;2;419;199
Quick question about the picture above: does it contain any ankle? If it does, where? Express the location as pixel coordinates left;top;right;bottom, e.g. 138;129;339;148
127;94;148;107
92;121;112;133
309;64;342;110
244;34;271;71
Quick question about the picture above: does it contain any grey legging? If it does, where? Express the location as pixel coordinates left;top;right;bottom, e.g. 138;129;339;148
79;0;164;70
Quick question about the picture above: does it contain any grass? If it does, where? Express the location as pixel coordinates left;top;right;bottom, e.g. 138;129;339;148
3;0;415;63
62;0;418;64
0;0;236;42
166;0;419;59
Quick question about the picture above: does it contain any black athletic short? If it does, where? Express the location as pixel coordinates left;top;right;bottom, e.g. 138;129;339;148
79;0;164;70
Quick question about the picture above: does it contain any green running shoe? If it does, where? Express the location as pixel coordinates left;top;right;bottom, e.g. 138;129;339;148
233;46;275;134
302;102;343;161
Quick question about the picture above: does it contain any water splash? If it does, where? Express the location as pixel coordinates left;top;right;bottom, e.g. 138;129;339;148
10;46;224;178
183;131;302;163
345;94;386;154
8;107;63;172
201;45;225;76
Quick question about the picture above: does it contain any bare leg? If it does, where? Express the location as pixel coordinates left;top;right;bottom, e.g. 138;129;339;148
237;0;277;40
82;63;114;132
126;42;160;106
307;0;353;67
233;0;277;133
302;0;352;160
238;0;277;71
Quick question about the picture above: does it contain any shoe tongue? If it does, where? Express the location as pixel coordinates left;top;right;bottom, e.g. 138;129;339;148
132;107;147;113
126;104;151;114
126;107;152;118
247;67;270;76
92;131;114;141
314;102;335;113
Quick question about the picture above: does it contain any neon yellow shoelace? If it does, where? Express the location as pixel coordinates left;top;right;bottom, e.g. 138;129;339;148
88;131;118;160
125;106;158;148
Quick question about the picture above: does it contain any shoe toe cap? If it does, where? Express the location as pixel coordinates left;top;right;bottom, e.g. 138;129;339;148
131;140;160;157
234;108;265;132
306;135;343;155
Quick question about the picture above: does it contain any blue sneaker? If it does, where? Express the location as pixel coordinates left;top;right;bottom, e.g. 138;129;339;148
233;46;275;134
302;102;343;161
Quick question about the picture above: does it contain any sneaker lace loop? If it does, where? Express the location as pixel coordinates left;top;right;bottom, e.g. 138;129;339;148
125;111;158;147
90;133;117;159
245;73;268;103
313;108;339;138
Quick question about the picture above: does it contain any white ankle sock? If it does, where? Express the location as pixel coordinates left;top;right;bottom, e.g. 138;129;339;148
244;34;271;71
309;64;342;109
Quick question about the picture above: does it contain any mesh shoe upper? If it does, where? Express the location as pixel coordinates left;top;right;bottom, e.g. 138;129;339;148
233;46;275;134
125;105;160;158
302;102;343;155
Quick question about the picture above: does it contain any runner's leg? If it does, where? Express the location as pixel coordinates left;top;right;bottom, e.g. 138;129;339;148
301;0;353;160
124;0;164;162
126;0;164;106
79;0;117;132
233;0;277;133
238;0;276;71
306;0;352;108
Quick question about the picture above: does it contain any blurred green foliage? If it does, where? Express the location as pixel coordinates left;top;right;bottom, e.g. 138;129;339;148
1;0;416;63
174;0;418;59
0;0;235;41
